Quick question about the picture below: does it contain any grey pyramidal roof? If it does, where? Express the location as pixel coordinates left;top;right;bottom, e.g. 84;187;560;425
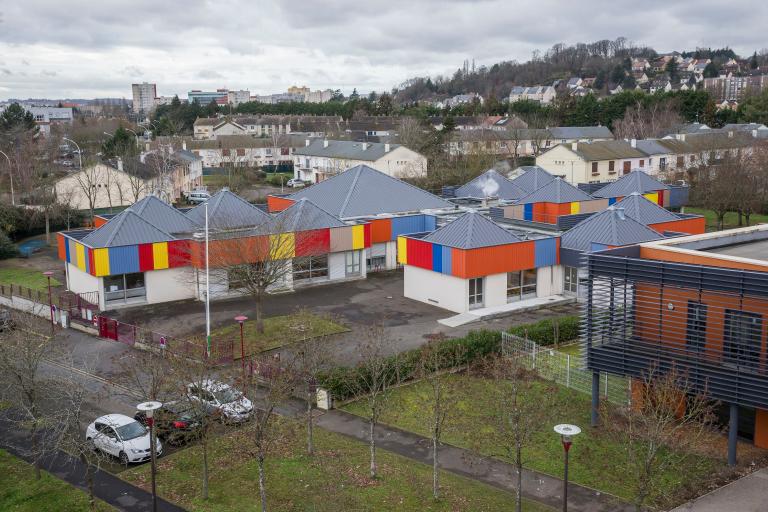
186;189;271;229
275;198;347;231
613;193;678;225
288;164;453;218
424;211;520;249
560;207;663;252
454;170;527;201
81;210;175;247
516;177;594;204
509;166;556;194
593;170;669;198
129;195;200;234
294;139;401;161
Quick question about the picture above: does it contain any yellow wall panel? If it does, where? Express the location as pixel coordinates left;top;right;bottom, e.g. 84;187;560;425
644;192;659;204
93;248;110;276
570;202;581;214
397;236;408;264
75;243;86;271
153;242;169;269
351;225;365;250
270;233;295;260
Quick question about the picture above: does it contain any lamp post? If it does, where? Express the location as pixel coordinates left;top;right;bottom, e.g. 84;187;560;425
0;150;14;205
43;271;55;336
137;401;163;512
235;315;248;378
62;137;82;170
554;424;581;512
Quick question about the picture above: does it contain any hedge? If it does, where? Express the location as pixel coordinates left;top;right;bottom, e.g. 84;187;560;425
317;329;501;402
507;315;580;346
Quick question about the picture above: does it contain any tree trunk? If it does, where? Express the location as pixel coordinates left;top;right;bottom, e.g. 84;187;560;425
516;442;523;512
432;434;439;499
745;213;751;226
255;291;265;334
717;213;724;231
306;390;314;456
202;435;209;499
45;209;50;245
30;421;41;480
369;419;377;479
258;452;267;512
738;210;743;227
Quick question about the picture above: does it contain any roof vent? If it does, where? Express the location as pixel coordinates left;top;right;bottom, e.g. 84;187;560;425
630;138;637;148
384;143;390;152
361;142;369;150
615;207;626;220
305;139;310;147
571;142;578;151
323;139;329;148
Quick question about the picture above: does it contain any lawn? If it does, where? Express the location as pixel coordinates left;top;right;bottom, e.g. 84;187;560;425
343;374;719;507
121;417;553;512
0;449;114;511
684;207;768;231
0;267;61;292
210;311;348;355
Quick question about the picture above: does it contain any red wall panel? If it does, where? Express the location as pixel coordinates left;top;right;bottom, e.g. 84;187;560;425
168;240;191;268
364;223;372;248
87;248;95;276
406;238;433;270
138;244;155;271
295;229;330;256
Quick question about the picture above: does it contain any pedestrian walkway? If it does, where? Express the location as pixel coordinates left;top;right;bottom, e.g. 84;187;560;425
314;409;633;512
438;295;576;327
0;415;186;512
671;468;768;512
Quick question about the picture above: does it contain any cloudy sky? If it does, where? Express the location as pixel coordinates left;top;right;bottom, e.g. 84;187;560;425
0;0;765;100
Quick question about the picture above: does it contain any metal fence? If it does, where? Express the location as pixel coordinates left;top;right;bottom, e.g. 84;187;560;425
0;283;99;327
501;332;630;405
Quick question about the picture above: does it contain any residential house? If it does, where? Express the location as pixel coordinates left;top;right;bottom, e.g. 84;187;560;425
182;135;305;168
508;86;557;105
535;140;649;184
292;139;427;182
649;76;672;93
548;126;614;144
53;161;154;212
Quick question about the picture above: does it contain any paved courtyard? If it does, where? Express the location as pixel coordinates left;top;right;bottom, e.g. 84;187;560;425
107;271;579;366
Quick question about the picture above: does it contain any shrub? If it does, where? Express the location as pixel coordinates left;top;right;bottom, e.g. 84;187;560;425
0;231;18;259
507;315;579;346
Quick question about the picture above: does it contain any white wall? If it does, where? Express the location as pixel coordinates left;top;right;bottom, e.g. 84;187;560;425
67;263;103;309
403;266;468;313
484;273;507;308
145;267;197;304
385;241;398;270
536;265;564;297
328;252;346;281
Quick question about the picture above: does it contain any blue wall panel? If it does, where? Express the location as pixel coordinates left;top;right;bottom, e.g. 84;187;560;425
431;244;442;273
590;242;609;253
108;245;140;275
608;197;617;206
523;203;533;221
423;215;437;232
65;238;71;263
534;238;558;267
391;215;434;237
441;246;452;275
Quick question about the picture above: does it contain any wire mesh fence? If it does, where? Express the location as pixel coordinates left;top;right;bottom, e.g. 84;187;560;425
501;332;630;405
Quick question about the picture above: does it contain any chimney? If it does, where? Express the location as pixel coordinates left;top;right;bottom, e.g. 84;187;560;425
305;139;310;147
728;130;734;138
675;133;686;141
753;129;758;138
361;142;369;150
571;142;578;151
630;138;637;148
384;143;390;152
323;139;329;148
182;140;187;151
116;157;123;172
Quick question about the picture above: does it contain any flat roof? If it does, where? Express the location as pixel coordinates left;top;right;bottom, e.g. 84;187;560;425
703;239;768;262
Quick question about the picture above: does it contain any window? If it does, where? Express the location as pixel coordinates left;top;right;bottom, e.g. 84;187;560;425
506;270;538;302
103;272;146;303
345;251;361;276
469;277;484;308
293;255;328;281
222;149;231;156
676;156;684;167
563;266;578;295
639;159;645;168
367;255;386;272
623;161;631;174
685;301;707;352
724;310;762;368
237;148;245;156
591;162;598;175
608;160;615;173
660;157;667;170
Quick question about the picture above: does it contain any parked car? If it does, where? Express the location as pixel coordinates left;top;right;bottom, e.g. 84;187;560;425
134;400;205;446
286;178;306;188
186;190;211;204
186;380;253;423
86;414;162;465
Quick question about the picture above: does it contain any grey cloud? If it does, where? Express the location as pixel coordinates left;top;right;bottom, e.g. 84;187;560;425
1;69;11;76
198;70;224;79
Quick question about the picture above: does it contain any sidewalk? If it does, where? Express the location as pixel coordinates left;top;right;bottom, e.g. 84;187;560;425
314;409;633;512
671;468;768;512
0;415;186;512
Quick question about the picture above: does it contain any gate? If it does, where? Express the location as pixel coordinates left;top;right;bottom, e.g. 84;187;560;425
98;316;118;340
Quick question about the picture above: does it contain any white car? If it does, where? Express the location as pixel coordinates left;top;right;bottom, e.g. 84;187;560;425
286;178;306;188
86;414;162;465
186;190;211;203
187;380;253;423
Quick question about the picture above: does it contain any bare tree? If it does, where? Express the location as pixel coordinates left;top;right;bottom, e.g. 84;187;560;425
612;99;683;140
243;355;295;512
690;155;741;230
600;367;716;511
69;162;106;222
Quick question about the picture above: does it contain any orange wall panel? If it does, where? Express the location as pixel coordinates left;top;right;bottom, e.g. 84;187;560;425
56;233;66;260
648;217;706;236
756;409;768;449
370;218;392;244
93;216;109;228
640;247;768;272
457;240;536;279
267;195;295;213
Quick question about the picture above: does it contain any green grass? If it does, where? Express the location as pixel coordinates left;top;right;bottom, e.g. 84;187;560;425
203;175;231;188
122;417;553;512
684;207;768;230
0;268;61;291
556;343;582;359
0;449;115;511
343;374;718;506
210;311;348;355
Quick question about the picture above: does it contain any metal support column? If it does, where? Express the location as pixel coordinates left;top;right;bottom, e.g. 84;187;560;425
591;372;600;427
728;403;738;466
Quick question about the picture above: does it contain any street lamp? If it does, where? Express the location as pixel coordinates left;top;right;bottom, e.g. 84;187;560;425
104;128;140;149
0;150;14;205
234;315;248;378
61;137;82;170
137;400;163;512
43;271;55;336
554;424;581;512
